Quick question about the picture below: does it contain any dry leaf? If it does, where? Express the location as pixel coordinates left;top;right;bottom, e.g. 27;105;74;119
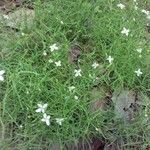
68;45;80;63
112;88;136;122
3;7;35;30
90;87;110;112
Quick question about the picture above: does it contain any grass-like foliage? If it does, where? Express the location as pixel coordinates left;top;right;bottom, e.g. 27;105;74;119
0;0;150;149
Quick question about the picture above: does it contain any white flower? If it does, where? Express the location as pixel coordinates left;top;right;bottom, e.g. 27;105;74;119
135;69;143;76
48;59;53;63
0;70;5;81
121;27;130;36
117;3;125;9
147;15;150;19
41;113;50;126
106;56;114;64
60;21;64;24
141;9;150;15
55;60;61;67
68;86;75;92
56;118;64;126
26;90;29;94
74;69;81;77
36;103;48;113
92;62;99;69
136;48;142;53
21;32;25;36
3;14;9;19
50;43;59;52
43;51;47;56
74;95;79;100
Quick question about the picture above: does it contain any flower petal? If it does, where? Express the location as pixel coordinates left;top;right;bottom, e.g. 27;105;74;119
35;108;42;113
46;119;50;126
0;76;4;81
43;103;48;109
0;70;5;75
37;104;42;107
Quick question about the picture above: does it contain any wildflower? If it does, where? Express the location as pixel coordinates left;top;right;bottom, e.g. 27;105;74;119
21;32;25;36
50;43;59;52
43;51;47;56
141;9;150;15
74;69;81;77
92;62;99;69
135;69;143;76
41;113;50;126
136;48;142;53
26;90;29;94
0;70;5;81
106;56;114;64
48;59;53;63
139;54;142;58
36;103;48;113
55;60;61;67
68;86;75;92
121;27;130;36
147;15;150;19
117;3;125;9
60;21;64;24
19;125;23;128
56;118;64;126
3;14;9;19
74;95;79;100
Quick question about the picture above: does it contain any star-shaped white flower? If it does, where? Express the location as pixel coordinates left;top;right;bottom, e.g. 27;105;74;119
74;95;79;100
136;48;142;53
74;69;81;77
19;125;23;128
68;86;75;92
0;70;5;81
48;59;53;63
92;62;99;69
106;56;114;64
43;51;47;56
36;103;48;113
50;43;59;52
141;9;150;15
135;69;143;76
56;118;64;126
147;15;150;19
3;14;9;19
55;60;61;67
121;27;130;36
41;113;50;126
21;32;25;36
60;21;64;24
117;3;125;9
